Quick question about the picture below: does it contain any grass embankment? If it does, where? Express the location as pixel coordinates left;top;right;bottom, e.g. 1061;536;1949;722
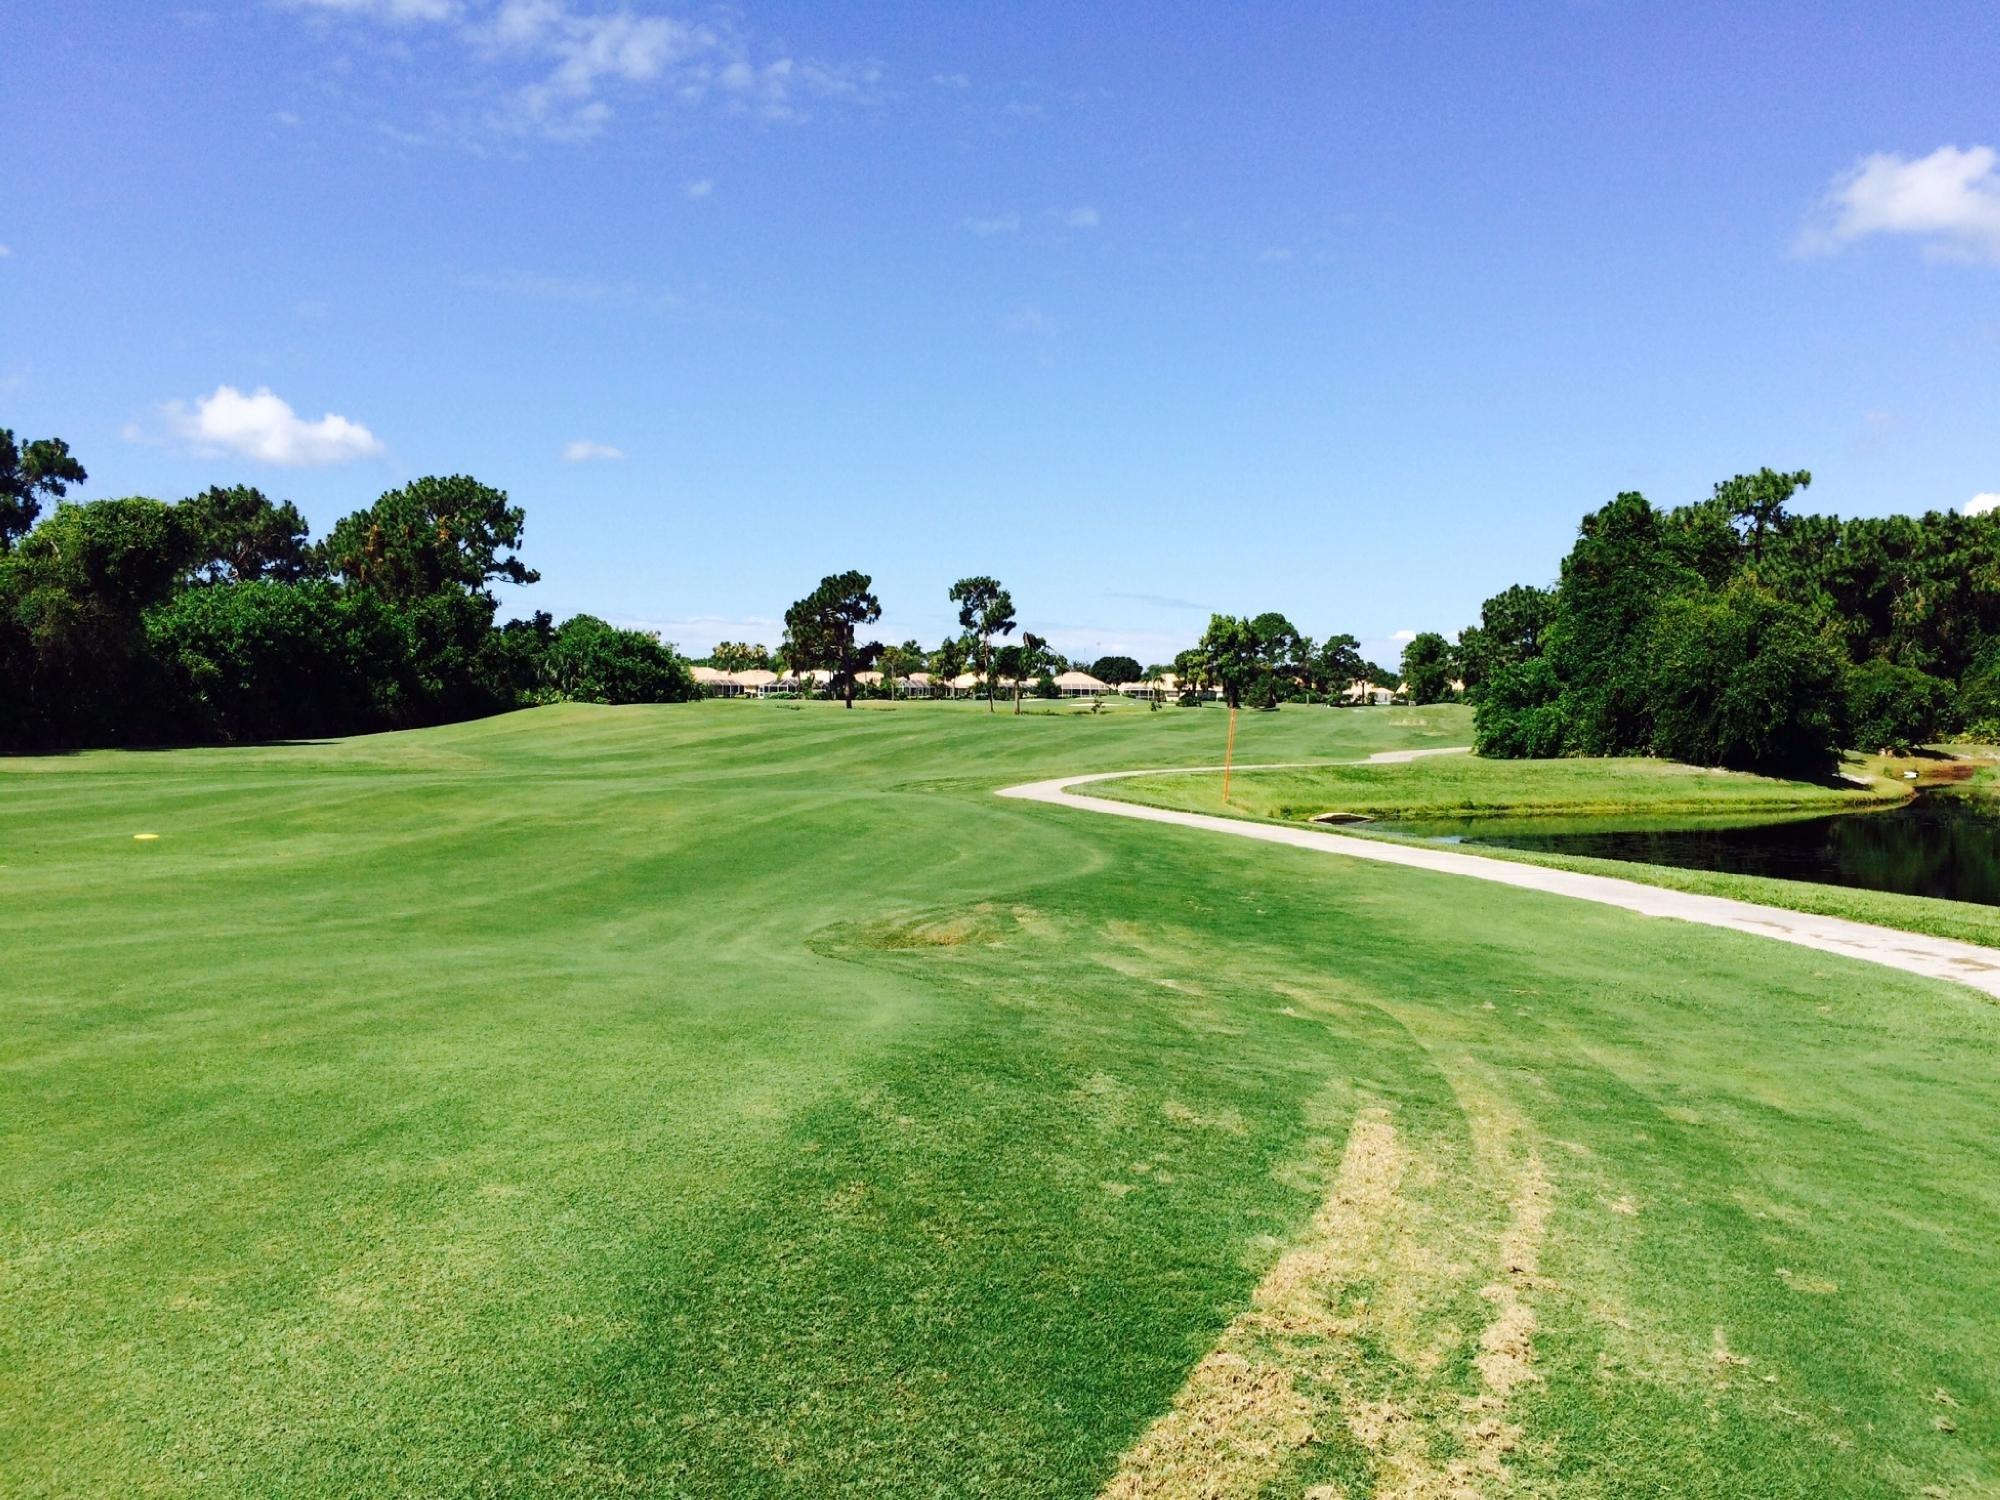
1098;744;1905;824
1097;735;2000;949
5;700;1998;1496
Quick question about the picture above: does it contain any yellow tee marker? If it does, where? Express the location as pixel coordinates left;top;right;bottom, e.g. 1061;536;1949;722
133;833;160;841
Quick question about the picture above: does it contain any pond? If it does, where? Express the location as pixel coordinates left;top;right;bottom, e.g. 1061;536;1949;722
1404;791;2000;907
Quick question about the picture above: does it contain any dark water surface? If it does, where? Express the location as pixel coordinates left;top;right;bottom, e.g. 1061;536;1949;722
1418;792;2000;907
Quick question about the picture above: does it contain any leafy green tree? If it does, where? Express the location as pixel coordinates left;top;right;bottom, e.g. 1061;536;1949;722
485;611;557;704
0;498;194;745
1090;654;1143;686
948;575;1015;712
1714;467;1811;565
878;639;924;698
541;616;696;704
1472;658;1568;758
1455;585;1552;700
1311;633;1366;697
785;570;883;709
145;579;417;741
179;485;314;585
1193;615;1257;708
996;631;1052;713
711;641;770;673
1643;584;1845;772
319;476;538;723
0;428;87;553
321;475;538;604
1542;491;1704;756
1843;659;1951;753
1400;631;1455;704
929;635;969;696
1247;612;1308;707
1194;612;1307;709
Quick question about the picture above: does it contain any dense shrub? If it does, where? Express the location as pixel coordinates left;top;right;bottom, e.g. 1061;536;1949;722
146;580;416;741
1643;586;1845;773
1843;659;1952;753
1472;658;1569;758
540;615;697;704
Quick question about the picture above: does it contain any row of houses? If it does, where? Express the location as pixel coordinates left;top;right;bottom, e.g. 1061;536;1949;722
691;665;1402;704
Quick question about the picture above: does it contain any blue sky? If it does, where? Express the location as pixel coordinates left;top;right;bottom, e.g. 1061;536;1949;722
6;2;1998;667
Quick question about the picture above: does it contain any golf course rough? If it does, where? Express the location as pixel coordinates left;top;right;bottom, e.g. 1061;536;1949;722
3;700;1996;1497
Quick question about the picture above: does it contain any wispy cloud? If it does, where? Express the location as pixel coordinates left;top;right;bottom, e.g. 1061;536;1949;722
1798;145;2000;263
1390;628;1417;642
1001;303;1053;336
684;176;714;198
460;268;686;313
1257;246;1296;263
0;244;12;259
929;72;970;89
161;385;384;466
563;438;625;462
284;0;883;141
1104;591;1204;611
961;212;1021;237
290;0;461;20
1064;205;1100;229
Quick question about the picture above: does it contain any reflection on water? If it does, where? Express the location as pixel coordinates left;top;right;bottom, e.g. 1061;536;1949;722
1407;792;2000;906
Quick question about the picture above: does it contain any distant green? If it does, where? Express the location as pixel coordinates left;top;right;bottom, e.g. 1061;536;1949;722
4;700;1996;1497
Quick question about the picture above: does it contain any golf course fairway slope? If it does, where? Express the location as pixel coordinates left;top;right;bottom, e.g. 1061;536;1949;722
4;701;1995;1497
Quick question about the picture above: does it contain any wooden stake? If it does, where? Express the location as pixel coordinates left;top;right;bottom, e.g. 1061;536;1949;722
1222;703;1237;803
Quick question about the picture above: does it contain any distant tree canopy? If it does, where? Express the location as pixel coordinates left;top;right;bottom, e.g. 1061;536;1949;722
541;616;695;706
1090;654;1143;686
785;570;882;708
0;427;88;553
709;640;770;673
1399;631;1455;704
949;575;1015;712
0;433;694;750
1194;612;1307;709
1470;473;2000;771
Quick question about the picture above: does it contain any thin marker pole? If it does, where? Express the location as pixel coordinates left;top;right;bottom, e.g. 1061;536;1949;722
1222;703;1237;803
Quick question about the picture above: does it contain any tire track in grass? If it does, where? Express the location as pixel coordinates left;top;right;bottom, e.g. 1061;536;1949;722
1102;1094;1558;1499
1101;1108;1406;1498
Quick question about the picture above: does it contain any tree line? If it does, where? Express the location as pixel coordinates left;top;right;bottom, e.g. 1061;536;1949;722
1457;468;2000;770
0;427;695;750
723;574;1397;712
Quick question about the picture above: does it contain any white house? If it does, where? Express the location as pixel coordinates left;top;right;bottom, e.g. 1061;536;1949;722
1052;670;1109;697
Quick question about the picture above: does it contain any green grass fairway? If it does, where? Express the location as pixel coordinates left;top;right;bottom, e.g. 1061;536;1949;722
5;702;1997;1497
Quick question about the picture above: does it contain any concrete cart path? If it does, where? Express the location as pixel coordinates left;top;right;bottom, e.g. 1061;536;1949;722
996;750;2000;1000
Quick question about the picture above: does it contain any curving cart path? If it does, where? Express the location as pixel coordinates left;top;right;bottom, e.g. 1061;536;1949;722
997;748;2000;1000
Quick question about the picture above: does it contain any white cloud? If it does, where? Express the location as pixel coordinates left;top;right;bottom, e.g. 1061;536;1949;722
562;438;625;462
0;244;12;258
1065;205;1100;229
1965;493;2000;517
930;72;970;89
1390;628;1417;642
1258;246;1296;263
165;385;384;466
1799;145;2000;262
284;0;879;140
962;212;1020;236
684;177;714;198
